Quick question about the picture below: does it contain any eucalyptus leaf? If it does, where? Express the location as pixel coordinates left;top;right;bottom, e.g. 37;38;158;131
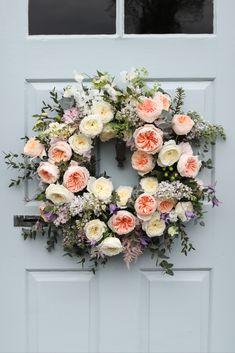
161;110;172;122
58;96;75;110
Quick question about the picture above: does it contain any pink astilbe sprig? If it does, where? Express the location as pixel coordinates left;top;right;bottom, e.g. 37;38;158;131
122;237;143;269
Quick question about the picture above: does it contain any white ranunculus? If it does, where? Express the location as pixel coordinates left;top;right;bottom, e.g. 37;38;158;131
79;115;103;137
142;212;166;237
140;177;159;195
68;133;92;155
168;225;178;237
92;101;114;124
99;237;123;256
116;186;133;208
45;184;74;205
100;123;116;142
157;140;182;167
88;177;113;201
84;219;107;242
175;202;193;222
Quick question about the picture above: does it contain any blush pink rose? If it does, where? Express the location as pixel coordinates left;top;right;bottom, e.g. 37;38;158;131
134;193;157;220
136;96;163;123
172;114;194;135
48;141;72;163
131;150;155;175
24;138;46;158
134;124;163;154
156;199;175;213
63;165;89;193
179;142;193;155
177;154;201;178
37;162;60;184
154;92;171;111
108;210;136;235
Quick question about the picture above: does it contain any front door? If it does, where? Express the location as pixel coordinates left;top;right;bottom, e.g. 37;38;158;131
1;0;234;352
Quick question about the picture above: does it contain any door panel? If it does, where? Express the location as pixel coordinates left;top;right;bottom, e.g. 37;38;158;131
1;0;235;352
27;271;97;353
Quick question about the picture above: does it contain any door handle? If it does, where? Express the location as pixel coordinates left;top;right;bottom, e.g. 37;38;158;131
14;215;40;227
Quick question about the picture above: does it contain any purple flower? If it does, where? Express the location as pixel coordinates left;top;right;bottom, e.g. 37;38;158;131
208;181;217;193
140;234;150;247
43;211;57;222
87;239;97;247
160;213;170;222
212;196;221;207
185;211;196;220
109;203;119;215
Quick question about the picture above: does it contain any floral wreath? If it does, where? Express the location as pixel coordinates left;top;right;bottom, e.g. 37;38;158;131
5;68;225;275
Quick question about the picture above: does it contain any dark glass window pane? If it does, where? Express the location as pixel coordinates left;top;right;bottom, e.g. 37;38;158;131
29;0;116;35
125;0;213;34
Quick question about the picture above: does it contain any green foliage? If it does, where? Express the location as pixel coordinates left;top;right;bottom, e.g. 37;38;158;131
178;223;195;256
172;87;185;114
110;112;134;139
188;111;226;147
4;152;38;187
159;260;174;276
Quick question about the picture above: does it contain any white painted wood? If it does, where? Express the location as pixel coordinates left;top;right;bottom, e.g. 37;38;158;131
0;0;235;352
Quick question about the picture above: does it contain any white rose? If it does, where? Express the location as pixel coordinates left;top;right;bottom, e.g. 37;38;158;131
84;219;107;242
45;184;74;205
100;123;116;142
79;115;103;137
142;212;166;237
88;177;113;201
92;101;114;124
175;202;193;222
68;133;92;155
157;140;182;167
116;186;133;208
140;177;159;195
99;237;123;256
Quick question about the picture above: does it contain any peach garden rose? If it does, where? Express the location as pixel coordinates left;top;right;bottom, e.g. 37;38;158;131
108;210;136;235
48;141;72;163
134;124;163;154
154;92;171;111
37;162;60;184
24;138;46;158
172;114;194;135
134;193;158;220
63;165;89;193
131;150;155;175
177;154;201;178
136;96;163;123
156;199;175;213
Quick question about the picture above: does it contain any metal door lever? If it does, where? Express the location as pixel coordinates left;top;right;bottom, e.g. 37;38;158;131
14;215;40;227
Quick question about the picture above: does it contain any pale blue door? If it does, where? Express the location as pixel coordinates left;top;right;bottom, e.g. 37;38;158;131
0;0;234;352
